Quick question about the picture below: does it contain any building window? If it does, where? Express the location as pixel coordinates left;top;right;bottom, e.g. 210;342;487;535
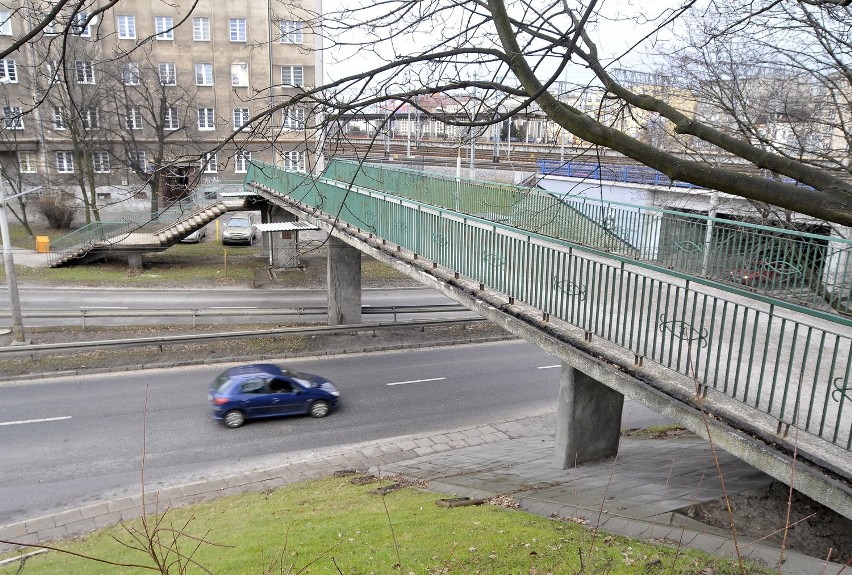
0;10;12;36
0;59;16;83
197;107;215;130
71;13;91;36
122;62;140;85
278;20;302;44
75;60;95;84
234;151;251;173
52;106;65;130
155;16;173;40
231;63;248;87
46;60;63;84
284;150;304;171
163;107;179;130
158;62;176;85
81;107;99;130
129;150;147;172
92;151;110;173
280;65;303;87
201;153;218;173
195;63;213;86
193;17;210;41
125;106;142;130
283;107;305;129
3;106;22;129
233;108;250;130
18;151;36;173
229;18;246;42
56;151;74;173
116;15;136;39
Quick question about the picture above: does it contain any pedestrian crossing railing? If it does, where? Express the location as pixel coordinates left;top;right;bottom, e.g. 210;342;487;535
246;161;852;454
47;220;137;267
323;159;852;314
47;181;245;266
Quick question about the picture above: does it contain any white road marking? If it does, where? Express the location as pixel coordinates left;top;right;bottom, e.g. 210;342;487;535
387;377;447;386
0;416;72;427
537;365;560;370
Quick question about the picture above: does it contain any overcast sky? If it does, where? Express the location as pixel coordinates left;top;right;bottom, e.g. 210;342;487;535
320;0;686;86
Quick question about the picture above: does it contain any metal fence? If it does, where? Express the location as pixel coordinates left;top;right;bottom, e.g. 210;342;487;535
322;159;852;314
247;161;852;453
47;221;138;267
47;181;244;266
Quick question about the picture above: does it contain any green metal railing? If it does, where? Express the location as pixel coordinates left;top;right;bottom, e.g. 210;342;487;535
139;181;244;233
247;161;852;453
324;160;852;314
324;159;636;255
47;221;137;266
48;181;244;265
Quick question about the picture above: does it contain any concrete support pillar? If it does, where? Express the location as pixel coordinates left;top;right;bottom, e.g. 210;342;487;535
260;206;271;259
327;237;361;325
554;362;624;468
267;208;299;269
128;252;142;271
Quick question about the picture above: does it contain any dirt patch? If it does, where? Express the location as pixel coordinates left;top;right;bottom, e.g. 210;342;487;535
622;426;697;439
679;481;852;563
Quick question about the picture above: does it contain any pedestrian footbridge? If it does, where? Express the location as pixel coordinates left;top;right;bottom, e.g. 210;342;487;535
45;158;852;518
243;159;852;519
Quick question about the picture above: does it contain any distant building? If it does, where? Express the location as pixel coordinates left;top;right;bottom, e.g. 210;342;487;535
0;0;321;208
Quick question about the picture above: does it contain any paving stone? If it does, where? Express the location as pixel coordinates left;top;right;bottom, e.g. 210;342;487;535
93;511;123;528
79;503;110;520
0;523;28;538
107;498;137;513
35;525;68;541
64;517;97;537
23;516;55;532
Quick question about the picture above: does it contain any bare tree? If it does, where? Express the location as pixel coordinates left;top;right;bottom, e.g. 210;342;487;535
4;0;852;224
0;94;39;236
99;48;202;218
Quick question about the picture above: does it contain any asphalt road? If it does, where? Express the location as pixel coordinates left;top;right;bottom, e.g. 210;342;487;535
2;286;474;327
0;339;668;526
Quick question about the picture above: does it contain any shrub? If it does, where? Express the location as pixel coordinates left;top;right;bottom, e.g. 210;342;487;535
36;193;78;229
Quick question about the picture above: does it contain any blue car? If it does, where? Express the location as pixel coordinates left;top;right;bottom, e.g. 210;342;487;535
209;364;341;428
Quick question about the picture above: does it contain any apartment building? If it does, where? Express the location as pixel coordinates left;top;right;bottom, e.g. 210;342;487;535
0;0;321;206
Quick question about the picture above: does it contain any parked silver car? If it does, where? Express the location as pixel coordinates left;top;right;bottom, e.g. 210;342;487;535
221;212;258;245
181;225;208;243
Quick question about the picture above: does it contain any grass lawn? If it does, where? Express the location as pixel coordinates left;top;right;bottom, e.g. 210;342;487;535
0;476;771;575
1;222;412;287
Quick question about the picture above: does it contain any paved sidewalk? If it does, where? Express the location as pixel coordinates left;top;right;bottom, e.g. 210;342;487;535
0;413;841;574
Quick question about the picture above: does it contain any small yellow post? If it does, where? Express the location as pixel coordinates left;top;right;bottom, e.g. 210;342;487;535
223;248;228;278
215;220;220;244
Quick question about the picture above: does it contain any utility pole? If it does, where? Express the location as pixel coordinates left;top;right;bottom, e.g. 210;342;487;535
0;180;26;344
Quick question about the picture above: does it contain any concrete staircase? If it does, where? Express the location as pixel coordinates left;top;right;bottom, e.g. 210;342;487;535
48;199;246;267
152;199;245;244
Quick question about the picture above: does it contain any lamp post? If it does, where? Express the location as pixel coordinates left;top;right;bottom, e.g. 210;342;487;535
0;181;26;344
0;76;26;344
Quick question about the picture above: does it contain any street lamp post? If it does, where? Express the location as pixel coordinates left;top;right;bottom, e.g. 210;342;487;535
0;181;26;344
0;75;27;345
